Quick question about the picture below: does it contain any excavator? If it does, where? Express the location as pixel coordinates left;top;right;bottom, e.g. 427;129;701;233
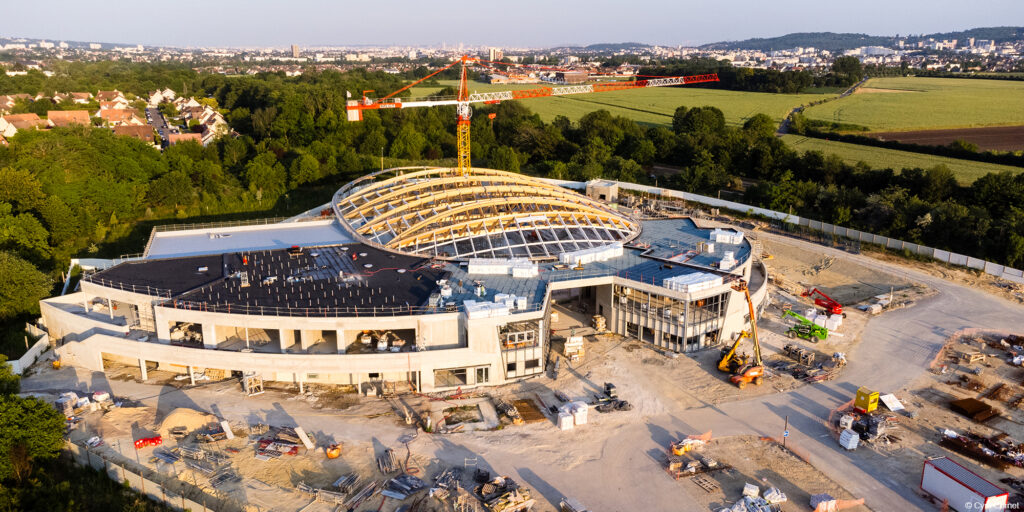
719;281;764;389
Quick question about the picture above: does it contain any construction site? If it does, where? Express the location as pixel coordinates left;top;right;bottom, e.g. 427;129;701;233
23;54;1024;511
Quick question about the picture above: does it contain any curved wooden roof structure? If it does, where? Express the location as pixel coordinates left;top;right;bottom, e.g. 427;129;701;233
333;167;640;261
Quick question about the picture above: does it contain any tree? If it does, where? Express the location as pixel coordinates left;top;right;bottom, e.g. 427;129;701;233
0;252;51;320
832;56;864;83
0;358;17;396
0;395;65;482
671;106;690;134
488;146;520;172
289;154;320;187
388;124;426;160
147;171;193;207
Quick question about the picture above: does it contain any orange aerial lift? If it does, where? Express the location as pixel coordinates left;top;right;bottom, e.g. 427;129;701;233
345;56;719;176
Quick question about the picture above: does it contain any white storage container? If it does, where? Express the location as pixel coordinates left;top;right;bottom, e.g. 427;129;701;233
838;429;859;450
814;316;828;327
921;457;1007;511
514;296;527;310
557;412;574;430
570;402;589;425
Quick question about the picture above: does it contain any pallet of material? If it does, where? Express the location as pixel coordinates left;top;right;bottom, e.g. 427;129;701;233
333;473;359;493
950;398;1001;423
184;459;216;475
512;399;547;423
210;470;241;488
153;449;181;464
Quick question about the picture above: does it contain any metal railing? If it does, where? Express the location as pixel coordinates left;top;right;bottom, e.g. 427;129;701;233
160;299;546;318
81;276;173;298
152;216;292;233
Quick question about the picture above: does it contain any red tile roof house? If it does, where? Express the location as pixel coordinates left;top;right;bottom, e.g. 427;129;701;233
113;125;155;143
0;113;48;137
167;132;202;145
47;110;92;127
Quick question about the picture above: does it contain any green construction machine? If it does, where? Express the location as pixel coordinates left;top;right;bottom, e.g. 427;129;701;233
781;310;829;342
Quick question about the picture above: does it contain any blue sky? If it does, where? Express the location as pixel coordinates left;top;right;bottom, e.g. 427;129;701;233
3;0;1023;48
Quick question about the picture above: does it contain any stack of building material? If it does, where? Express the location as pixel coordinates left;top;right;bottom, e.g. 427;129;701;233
720;251;737;270
563;336;585;360
377;448;400;474
55;392;78;417
569;402;588;426
558;243;624;266
333;474;359;493
710;228;744;244
468;258;513;275
838;429;860;450
762;487;787;504
511;260;539;278
464;300;512;319
662;272;724;293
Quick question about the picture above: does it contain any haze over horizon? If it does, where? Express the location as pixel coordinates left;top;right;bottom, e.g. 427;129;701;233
2;0;1023;48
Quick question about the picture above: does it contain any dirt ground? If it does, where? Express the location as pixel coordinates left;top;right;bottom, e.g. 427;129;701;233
833;330;1024;508
866;249;1024;305
761;239;923;306
681;436;869;512
869;125;1024;152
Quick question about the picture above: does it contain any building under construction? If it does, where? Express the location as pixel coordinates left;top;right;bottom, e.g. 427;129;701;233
40;168;768;392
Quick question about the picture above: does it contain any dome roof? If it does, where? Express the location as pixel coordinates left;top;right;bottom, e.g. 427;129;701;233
333;167;640;261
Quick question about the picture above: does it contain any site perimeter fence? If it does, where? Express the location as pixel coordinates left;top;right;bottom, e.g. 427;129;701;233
64;440;245;512
546;179;1024;285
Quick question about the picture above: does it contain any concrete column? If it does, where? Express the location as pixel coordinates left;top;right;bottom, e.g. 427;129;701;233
83;297;89;314
244;327;250;349
337;330;346;354
107;298;114;320
296;373;304;393
356;373;361;394
201;323;217;349
279;329;295;353
299;330;315;351
156;321;171;343
139;359;148;381
187;366;195;386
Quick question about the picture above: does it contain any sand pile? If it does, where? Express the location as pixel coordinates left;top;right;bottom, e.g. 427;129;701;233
157;407;219;437
97;407;156;437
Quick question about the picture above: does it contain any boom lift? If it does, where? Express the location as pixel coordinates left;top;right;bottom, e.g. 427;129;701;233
718;330;751;373
727;281;764;389
802;288;846;317
781;310;829;342
345;56;719;176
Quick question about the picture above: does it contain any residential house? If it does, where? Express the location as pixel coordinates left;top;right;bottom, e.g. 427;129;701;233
97;101;128;111
99;108;144;126
147;88;176;106
0;93;32;113
47;110;91;127
173;97;202;110
167;132;202;145
0;113;48;137
71;92;93;104
112;125;155;144
96;90;126;102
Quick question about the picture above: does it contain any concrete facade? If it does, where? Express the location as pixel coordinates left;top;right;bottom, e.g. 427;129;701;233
42;257;766;392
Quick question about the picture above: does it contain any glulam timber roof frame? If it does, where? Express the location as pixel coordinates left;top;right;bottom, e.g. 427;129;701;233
333;167;641;261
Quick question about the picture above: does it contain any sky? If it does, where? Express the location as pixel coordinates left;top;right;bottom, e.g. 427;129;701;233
2;0;1023;48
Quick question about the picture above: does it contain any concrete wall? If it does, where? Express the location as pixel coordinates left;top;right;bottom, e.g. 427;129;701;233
6;335;50;375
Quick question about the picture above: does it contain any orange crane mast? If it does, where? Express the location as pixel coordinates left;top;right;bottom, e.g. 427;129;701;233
345;56;719;176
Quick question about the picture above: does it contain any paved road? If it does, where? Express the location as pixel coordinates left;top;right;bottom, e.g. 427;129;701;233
24;231;1024;511
146;107;170;144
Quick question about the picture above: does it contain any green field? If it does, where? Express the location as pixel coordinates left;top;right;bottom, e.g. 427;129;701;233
410;80;834;128
781;134;1022;183
802;77;1024;132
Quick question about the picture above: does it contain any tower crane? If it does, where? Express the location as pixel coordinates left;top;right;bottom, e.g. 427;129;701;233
345;56;719;176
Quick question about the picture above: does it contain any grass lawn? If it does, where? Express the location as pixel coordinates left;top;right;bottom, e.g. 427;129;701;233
802;77;1024;132
781;134;1023;184
410;80;834;128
